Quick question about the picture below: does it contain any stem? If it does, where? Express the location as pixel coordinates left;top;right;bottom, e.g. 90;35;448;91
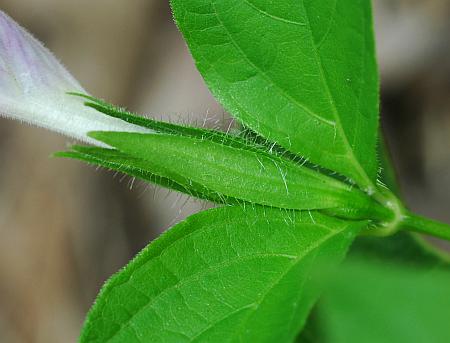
401;212;450;242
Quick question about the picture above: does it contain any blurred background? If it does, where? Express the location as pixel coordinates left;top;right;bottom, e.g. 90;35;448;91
0;1;449;342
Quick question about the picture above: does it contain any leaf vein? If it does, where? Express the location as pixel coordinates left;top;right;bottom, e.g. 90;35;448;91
210;1;336;128
242;0;307;27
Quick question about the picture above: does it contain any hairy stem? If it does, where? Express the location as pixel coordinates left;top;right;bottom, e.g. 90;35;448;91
401;213;450;242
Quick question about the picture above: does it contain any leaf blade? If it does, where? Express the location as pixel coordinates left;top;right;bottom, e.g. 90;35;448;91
70;93;269;154
80;206;364;342
89;131;386;216
56;147;231;204
320;260;450;343
170;0;380;189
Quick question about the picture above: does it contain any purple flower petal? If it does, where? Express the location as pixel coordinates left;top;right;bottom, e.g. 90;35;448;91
0;11;149;144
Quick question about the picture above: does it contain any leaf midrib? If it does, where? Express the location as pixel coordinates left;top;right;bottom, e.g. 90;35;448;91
300;0;374;189
102;221;338;342
190;224;343;342
242;0;307;27
208;0;375;190
104;253;297;342
209;1;335;128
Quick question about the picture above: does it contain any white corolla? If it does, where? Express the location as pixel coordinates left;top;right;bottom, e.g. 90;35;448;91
0;11;149;145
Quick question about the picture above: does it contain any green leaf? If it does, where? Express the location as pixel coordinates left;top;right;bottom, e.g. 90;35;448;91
80;206;364;343
55;147;232;204
350;133;450;265
296;133;450;343
170;0;380;190
319;260;450;343
377;133;401;196
297;233;450;343
298;133;450;343
73;94;349;180
88;131;390;218
70;93;270;154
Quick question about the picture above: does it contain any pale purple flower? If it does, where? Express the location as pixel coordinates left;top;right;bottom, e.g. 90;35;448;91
0;11;149;144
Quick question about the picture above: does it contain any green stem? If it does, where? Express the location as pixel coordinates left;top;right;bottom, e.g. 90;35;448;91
401;212;450;242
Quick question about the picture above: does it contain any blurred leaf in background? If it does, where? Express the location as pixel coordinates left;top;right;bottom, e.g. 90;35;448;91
319;260;450;343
